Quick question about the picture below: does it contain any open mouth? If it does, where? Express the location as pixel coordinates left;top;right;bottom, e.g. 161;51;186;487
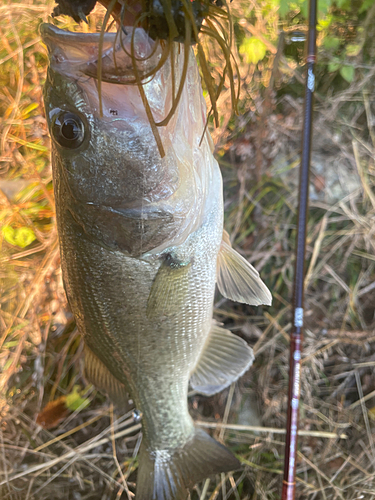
40;21;182;156
40;23;163;84
43;0;238;156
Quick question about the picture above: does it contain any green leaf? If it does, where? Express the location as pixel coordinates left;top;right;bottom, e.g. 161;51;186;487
21;102;39;119
319;15;333;30
2;226;16;246
336;0;350;7
328;62;340;72
3;341;19;349
340;65;355;82
345;44;362;57
7;134;48;152
295;0;308;18
318;0;333;15
323;36;340;50
14;227;36;248
278;0;290;17
239;37;267;65
65;385;90;412
359;0;375;14
4;359;13;371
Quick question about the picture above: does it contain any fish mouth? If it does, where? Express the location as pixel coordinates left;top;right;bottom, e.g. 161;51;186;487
40;23;162;84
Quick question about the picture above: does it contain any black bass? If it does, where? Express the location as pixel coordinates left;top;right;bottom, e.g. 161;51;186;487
41;24;271;500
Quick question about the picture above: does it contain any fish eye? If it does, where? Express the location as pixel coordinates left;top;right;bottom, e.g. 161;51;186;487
52;111;86;149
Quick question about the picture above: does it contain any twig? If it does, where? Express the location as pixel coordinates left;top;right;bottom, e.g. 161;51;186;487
350;388;375;410
355;370;375;470
0;13;24;153
200;478;211;500
34;410;111;452
0;423;142;486
297;451;345;500
0;240;59;350
305;215;328;288
196;421;347;439
241;457;317;490
110;405;134;499
219;383;235;441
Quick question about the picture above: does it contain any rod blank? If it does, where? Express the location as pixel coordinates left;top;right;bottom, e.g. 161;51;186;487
281;1;318;498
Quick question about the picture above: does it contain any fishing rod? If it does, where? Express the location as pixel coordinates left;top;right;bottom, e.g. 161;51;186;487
281;0;317;498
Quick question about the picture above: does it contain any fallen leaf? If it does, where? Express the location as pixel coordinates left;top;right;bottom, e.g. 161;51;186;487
36;386;90;429
36;397;69;430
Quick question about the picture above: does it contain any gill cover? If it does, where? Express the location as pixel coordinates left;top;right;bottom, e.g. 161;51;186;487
41;24;217;256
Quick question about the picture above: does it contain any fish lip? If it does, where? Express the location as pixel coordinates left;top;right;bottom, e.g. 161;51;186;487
40;22;117;67
40;23;116;46
40;23;161;83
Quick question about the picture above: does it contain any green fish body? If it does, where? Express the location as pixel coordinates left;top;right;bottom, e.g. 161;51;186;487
41;24;271;499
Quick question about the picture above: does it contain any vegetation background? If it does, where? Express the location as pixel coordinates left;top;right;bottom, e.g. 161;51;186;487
1;0;375;498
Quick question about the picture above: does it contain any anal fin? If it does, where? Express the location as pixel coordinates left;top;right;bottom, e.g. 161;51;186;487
147;253;191;319
84;344;130;410
217;231;272;306
190;324;254;396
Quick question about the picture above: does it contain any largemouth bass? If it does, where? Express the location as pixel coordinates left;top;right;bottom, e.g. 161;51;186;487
41;24;271;500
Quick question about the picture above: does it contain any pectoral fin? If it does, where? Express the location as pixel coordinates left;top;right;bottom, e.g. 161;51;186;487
147;253;191;318
84;344;130;410
217;233;272;306
190;324;254;396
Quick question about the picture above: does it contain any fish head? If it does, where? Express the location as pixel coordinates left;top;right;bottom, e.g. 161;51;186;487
41;24;214;256
42;24;179;207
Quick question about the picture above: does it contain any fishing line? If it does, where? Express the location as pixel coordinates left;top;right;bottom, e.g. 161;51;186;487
98;0;118;116
130;18;166;157
155;17;191;127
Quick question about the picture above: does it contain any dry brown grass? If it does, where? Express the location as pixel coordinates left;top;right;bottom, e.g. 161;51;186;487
1;1;375;499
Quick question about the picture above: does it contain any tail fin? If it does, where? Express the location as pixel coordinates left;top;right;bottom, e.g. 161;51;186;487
136;428;240;500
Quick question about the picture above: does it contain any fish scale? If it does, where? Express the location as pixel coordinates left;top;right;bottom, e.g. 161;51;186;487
42;23;272;499
58;169;222;452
